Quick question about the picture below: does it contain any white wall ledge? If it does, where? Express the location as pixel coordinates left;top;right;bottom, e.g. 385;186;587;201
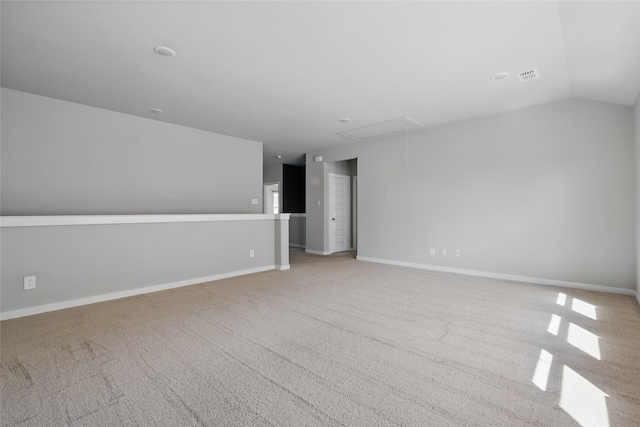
0;213;291;228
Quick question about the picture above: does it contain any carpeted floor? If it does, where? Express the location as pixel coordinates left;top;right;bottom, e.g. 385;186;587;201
1;250;639;426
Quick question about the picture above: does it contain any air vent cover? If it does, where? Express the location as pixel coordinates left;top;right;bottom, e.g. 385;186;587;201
518;69;540;82
337;117;423;141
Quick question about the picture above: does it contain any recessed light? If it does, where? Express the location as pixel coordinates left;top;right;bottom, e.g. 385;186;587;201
154;46;176;57
339;118;351;123
149;108;163;114
490;72;509;80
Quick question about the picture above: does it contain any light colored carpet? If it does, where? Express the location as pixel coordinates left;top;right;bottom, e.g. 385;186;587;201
1;250;639;426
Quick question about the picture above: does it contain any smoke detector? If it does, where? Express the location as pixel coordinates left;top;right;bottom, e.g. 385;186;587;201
518;69;540;82
154;46;176;57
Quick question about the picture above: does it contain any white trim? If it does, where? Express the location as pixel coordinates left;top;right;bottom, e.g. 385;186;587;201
289;244;306;249
356;256;636;296
352;175;358;251
305;249;331;256
635;291;640;306
277;265;291;271
0;213;290;228
0;266;277;321
289;213;306;218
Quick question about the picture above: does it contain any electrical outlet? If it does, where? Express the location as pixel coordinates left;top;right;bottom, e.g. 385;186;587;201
249;249;255;258
251;198;259;205
429;248;436;256
24;276;36;290
455;249;461;257
441;249;447;256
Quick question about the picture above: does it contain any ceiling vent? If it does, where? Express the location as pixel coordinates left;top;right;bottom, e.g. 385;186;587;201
337;116;423;141
518;69;540;82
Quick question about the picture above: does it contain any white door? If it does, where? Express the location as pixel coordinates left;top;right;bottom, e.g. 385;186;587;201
329;174;350;253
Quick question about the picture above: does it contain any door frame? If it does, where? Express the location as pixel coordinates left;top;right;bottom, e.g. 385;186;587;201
352;175;357;251
328;173;351;254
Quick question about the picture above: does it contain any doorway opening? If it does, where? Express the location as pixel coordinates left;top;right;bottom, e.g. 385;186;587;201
329;173;350;253
326;158;357;254
263;182;280;214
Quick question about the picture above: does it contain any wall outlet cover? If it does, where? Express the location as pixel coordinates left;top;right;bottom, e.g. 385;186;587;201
24;276;36;290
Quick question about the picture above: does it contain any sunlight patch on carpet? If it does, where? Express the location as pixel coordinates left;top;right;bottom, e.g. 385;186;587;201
532;349;553;391
567;323;601;360
571;298;597;320
560;365;609;427
547;314;561;336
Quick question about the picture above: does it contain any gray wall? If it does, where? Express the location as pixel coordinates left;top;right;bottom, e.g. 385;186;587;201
263;164;283;184
1;220;277;314
1;89;263;215
635;96;640;296
289;215;306;248
307;99;636;290
0;89;284;317
325;159;356;177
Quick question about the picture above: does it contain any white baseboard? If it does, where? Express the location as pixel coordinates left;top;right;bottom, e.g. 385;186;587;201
289;244;306;249
305;249;331;256
0;265;277;321
635;291;640;306
356;256;636;296
277;264;291;271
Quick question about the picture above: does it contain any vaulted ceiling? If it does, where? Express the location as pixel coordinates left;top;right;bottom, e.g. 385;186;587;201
2;1;639;166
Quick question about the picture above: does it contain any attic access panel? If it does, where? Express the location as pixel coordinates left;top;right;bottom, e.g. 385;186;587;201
337;117;424;141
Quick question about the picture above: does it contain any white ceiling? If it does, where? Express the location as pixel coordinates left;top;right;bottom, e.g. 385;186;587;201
2;1;639;166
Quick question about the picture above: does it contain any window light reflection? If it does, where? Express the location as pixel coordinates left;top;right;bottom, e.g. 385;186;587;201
560;365;609;427
532;349;553;391
556;293;567;306
547;314;561;335
567;323;601;360
571;298;597;320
